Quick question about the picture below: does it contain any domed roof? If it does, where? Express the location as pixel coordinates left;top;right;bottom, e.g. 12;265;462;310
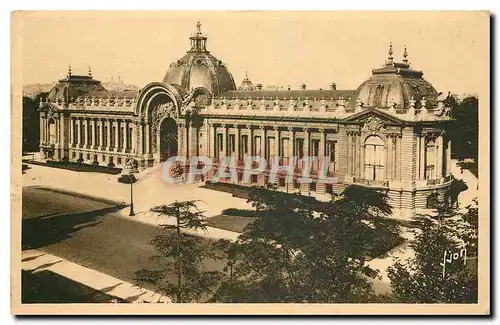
163;22;236;96
238;71;255;91
47;66;107;102
353;45;439;110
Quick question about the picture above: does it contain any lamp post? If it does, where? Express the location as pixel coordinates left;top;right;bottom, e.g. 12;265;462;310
118;158;138;216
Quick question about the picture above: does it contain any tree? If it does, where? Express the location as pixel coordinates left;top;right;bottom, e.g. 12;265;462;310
22;93;46;153
448;96;478;161
134;200;224;302
213;185;400;303
387;204;478;303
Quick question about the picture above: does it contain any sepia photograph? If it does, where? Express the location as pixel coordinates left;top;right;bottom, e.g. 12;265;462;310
10;10;490;315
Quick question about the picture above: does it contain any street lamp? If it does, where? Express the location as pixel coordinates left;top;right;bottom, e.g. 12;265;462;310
118;158;138;216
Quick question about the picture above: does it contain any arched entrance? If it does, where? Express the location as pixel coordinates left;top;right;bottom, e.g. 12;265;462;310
159;118;178;161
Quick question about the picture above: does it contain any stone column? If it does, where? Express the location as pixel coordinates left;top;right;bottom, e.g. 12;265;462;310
122;120;128;153
288;127;294;164
131;122;137;154
319;128;325;160
209;123;216;159
347;132;352;175
274;126;280;162
189;121;198;157
387;135;393;180
114;120;119;152
396;135;401;181
138;122;144;155
106;119;112;151
437;133;444;179
355;133;360;177
99;119;104;150
182;123;188;157
69;117;74;146
91;119;96;148
260;126;265;158
145;122;150;155
222;124;227;158
76;119;81;147
235;125;240;161
420;134;426;180
247;125;253;157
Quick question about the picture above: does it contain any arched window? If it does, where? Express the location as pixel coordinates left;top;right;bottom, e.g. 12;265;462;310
48;118;56;145
425;139;436;179
364;136;385;181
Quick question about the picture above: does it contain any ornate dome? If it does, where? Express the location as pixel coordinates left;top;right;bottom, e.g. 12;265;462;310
353;44;439;110
47;66;107;102
163;22;236;96
238;71;255;91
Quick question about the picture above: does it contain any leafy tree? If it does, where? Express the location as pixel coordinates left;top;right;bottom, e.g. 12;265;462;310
213;185;401;303
448;96;478;161
22;93;46;153
387;204;478;303
134;200;224;302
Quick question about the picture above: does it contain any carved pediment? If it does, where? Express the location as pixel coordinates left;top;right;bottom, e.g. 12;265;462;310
342;107;405;125
362;116;385;133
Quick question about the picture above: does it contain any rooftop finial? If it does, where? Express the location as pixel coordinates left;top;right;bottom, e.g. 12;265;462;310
245;70;249;80
196;21;202;34
68;64;72;77
387;42;394;65
402;45;408;64
88;65;92;78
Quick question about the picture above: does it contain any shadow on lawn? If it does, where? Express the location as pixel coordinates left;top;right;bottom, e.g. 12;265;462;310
22;204;127;250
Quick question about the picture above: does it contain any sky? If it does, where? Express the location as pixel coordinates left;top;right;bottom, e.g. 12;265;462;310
19;11;489;95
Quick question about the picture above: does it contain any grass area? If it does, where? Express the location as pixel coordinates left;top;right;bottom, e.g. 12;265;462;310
207;209;405;260
22;269;128;303
206;214;256;233
25;160;122;175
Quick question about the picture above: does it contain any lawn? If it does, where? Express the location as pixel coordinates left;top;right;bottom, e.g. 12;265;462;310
206;214;256;233
25;160;122;175
205;208;405;260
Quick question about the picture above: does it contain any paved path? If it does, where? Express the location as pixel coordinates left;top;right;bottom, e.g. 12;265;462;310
22;249;169;303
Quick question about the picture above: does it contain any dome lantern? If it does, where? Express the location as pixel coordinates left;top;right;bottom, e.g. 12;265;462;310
189;21;208;53
163;21;237;96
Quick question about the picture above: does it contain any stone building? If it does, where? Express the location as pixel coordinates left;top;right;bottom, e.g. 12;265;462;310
38;22;455;217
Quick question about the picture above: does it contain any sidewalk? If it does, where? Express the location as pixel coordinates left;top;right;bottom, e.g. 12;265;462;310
22;249;170;303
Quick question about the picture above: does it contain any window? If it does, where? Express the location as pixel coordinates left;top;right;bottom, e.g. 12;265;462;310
73;121;78;144
96;125;100;146
425;139;436;180
296;139;304;158
266;137;275;160
82;125;86;145
282;138;289;157
327;141;336;162
241;135;249;155
88;125;93;146
254;136;261;156
103;126;108;147
111;127;116;147
216;134;223;157
48;119;56;144
128;127;133;149
311;139;320;157
364;136;385;181
229;134;236;153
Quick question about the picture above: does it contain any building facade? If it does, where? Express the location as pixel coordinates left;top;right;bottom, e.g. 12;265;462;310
39;22;454;217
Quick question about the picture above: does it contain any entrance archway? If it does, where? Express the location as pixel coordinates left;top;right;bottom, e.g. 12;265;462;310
159;118;178;161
